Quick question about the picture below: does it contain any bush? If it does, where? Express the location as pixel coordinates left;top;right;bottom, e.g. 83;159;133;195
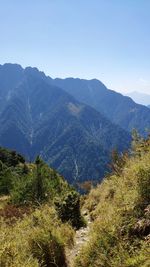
74;135;150;267
10;157;69;205
55;191;85;229
137;167;150;210
0;205;74;267
0;161;14;195
29;229;67;267
10;173;34;204
0;147;25;167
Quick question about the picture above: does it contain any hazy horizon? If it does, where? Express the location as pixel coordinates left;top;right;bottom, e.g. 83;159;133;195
1;0;150;94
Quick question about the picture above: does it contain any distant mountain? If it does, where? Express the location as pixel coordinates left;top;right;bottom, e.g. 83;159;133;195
0;63;130;184
147;105;150;108
52;78;150;135
126;91;150;106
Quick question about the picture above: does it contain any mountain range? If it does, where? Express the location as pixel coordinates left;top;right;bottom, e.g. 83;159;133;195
0;63;150;183
51;79;150;135
126;91;150;106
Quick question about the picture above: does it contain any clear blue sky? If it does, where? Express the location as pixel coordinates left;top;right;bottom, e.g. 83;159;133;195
0;0;150;94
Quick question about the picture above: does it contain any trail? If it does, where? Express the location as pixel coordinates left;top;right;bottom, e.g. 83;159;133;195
66;212;91;267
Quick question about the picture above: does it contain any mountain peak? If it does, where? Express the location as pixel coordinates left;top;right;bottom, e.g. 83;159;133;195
0;63;23;72
24;66;46;80
0;63;131;183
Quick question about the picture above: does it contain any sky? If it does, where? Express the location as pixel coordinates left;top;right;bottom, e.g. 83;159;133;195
0;0;150;94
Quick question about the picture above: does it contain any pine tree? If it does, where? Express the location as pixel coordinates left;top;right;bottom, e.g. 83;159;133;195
34;155;45;203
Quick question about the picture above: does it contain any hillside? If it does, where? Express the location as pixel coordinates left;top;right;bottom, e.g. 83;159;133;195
0;137;149;267
0;146;71;203
0;63;131;184
0;147;84;267
73;135;150;267
52;78;150;135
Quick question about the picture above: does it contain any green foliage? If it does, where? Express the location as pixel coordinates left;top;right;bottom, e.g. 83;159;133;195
55;191;85;229
0;148;26;196
131;129;150;157
110;149;128;175
29;229;67;267
0;148;81;266
0;147;25;167
0;161;14;195
10;172;34;204
0;148;72;207
33;156;49;203
10;159;69;205
137;167;150;209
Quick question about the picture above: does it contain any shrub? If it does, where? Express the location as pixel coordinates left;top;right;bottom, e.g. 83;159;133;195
29;229;67;267
55;191;85;229
0;161;14;195
10;158;69;205
74;135;150;267
0;147;25;167
137;167;150;209
0;205;74;267
10;173;34;204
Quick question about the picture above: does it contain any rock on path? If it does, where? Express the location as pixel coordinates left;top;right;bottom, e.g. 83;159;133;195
66;212;91;267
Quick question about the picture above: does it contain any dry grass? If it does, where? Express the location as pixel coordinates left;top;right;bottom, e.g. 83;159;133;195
0;204;75;267
74;145;150;267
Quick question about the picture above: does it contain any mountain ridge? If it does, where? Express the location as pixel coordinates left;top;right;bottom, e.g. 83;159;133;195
126;90;150;106
0;63;131;184
51;77;150;135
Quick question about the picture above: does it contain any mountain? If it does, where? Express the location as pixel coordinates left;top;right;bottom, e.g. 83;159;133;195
0;63;24;112
126;91;150;106
0;63;130;184
51;78;150;135
148;105;150;108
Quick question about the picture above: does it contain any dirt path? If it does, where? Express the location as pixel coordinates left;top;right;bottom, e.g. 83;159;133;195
66;212;91;267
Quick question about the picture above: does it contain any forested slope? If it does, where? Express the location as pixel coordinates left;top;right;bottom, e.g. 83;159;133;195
0;147;84;267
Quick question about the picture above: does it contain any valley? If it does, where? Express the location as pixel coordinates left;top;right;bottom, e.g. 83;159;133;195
0;63;133;184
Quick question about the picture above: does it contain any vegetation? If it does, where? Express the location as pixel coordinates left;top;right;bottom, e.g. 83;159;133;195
0;134;150;267
0;63;131;185
53;77;150;136
10;157;70;206
0;148;70;205
55;191;85;229
0;147;25;195
0;146;25;167
74;134;150;267
0;147;84;267
0;205;75;267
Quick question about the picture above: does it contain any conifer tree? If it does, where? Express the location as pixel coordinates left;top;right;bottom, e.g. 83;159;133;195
34;155;45;203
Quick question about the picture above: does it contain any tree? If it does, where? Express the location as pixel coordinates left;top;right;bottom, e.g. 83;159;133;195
55;191;85;229
33;156;49;204
110;149;128;176
0;161;13;195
